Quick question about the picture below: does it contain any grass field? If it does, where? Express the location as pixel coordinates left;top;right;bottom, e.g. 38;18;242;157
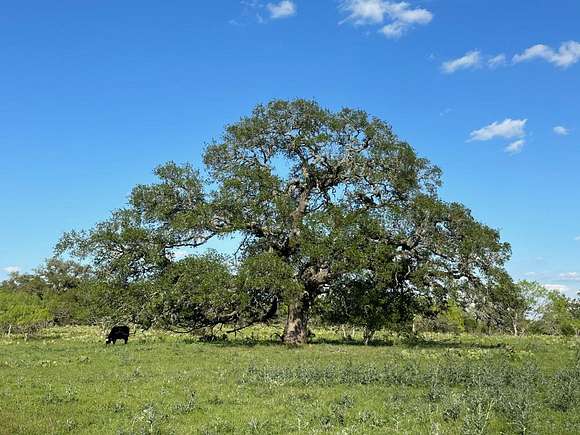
0;327;578;434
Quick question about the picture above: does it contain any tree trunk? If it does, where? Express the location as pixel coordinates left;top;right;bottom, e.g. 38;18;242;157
512;314;519;337
283;302;309;345
363;327;375;345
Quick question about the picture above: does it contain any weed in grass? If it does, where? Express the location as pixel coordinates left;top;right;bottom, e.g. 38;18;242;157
198;418;236;435
441;393;462;422
110;401;128;413
425;375;447;403
42;384;79;404
173;390;197;414
546;367;580;412
246;418;272;434
63;418;77;432
207;395;225;405
334;393;355;409
496;384;536;434
461;394;495;435
292;391;314;402
123;403;169;435
357;409;385;428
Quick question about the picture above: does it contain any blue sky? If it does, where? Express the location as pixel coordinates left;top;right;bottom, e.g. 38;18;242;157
1;1;578;297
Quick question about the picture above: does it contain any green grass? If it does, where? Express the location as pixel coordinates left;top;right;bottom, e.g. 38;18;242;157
0;326;578;434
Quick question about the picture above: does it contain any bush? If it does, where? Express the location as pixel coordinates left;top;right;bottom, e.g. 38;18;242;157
0;290;51;334
44;286;98;325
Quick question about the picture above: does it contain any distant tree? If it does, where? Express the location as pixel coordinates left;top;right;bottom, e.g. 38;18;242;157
318;273;426;343
1;258;94;325
570;295;580;335
436;299;466;334
39;258;91;295
1;270;48;300
0;290;51;335
57;100;511;344
539;290;579;336
476;280;548;335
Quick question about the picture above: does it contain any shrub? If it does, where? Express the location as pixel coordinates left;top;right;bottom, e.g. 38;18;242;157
0;290;51;335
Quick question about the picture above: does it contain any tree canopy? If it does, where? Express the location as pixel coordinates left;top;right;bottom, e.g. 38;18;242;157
57;100;511;343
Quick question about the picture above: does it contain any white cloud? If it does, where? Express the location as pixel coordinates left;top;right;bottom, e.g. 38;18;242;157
384;1;432;24
441;51;481;74
380;21;406;38
469;118;527;142
488;54;506;68
341;1;433;38
3;266;20;274
553;125;569;136
575;236;580;241
543;284;570;293
543;284;579;299
559;272;580;281
341;0;386;24
513;41;580;68
504;139;525;155
266;1;296;19
443;41;580;74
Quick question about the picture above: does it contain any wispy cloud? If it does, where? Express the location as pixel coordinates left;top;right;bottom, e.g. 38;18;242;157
233;1;295;24
441;51;481;73
468;119;528;154
2;266;20;274
340;1;433;39
504;139;525;155
525;272;538;277
543;284;570;293
443;41;580;74
513;41;580;69
441;52;507;74
488;54;507;68
559;272;580;281
469;118;527;142
553;125;569;136
267;1;296;19
574;236;580;241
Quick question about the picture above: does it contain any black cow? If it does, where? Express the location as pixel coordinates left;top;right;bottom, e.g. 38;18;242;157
106;325;130;344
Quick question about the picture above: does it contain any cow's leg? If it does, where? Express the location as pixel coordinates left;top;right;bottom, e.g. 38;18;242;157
124;338;128;344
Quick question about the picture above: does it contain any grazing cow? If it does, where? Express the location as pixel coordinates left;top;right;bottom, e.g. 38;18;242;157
106;325;130;344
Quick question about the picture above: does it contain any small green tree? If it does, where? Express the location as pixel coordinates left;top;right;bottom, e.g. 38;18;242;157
438;299;466;334
540;291;579;336
483;280;547;335
1;258;94;325
0;290;51;335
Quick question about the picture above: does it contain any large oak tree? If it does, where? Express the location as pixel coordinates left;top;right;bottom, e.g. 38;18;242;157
58;100;511;344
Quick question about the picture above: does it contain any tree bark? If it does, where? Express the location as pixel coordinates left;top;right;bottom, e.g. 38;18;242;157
283;301;309;345
363;327;375;345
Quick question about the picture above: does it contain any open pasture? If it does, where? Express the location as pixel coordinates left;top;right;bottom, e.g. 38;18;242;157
0;327;578;434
